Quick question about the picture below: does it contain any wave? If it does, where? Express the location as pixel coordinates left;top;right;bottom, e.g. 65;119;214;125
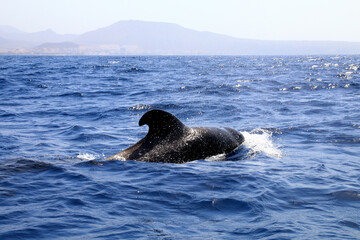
0;158;61;175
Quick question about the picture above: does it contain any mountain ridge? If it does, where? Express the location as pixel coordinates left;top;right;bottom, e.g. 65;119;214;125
1;20;360;55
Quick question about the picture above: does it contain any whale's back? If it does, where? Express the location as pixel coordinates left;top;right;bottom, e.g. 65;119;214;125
106;110;244;163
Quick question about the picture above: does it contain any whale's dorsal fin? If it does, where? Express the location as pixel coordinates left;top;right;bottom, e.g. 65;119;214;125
139;109;185;137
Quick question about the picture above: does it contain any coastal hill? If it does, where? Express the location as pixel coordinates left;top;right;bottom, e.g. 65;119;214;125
1;20;360;55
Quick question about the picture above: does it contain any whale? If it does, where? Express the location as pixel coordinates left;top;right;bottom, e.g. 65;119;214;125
105;109;244;163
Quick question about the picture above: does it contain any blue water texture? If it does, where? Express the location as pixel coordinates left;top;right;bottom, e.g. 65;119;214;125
0;55;359;239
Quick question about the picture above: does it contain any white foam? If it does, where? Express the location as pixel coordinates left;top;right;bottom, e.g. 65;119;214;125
240;129;283;159
76;153;97;161
348;64;359;71
129;104;152;111
108;60;120;64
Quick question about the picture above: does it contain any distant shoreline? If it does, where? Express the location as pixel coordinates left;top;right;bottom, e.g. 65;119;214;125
1;21;360;55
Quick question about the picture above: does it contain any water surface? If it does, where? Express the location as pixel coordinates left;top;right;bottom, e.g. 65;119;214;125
0;55;359;239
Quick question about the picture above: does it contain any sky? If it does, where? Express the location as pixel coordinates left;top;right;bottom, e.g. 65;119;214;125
1;0;360;42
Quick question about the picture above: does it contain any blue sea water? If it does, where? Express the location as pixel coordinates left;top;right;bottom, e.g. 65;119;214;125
0;55;359;239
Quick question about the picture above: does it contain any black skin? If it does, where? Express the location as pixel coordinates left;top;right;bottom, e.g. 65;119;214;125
106;109;244;163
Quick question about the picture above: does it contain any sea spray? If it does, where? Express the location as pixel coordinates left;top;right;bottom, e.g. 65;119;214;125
241;128;282;159
76;153;97;161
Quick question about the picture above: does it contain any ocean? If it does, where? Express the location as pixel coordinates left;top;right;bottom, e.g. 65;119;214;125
0;55;359;239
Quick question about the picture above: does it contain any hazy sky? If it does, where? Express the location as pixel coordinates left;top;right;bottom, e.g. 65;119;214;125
1;0;360;42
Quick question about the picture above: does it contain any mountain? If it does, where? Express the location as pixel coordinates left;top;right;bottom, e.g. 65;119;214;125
0;26;76;49
0;25;25;35
76;20;253;54
25;29;76;43
1;20;360;55
76;20;360;55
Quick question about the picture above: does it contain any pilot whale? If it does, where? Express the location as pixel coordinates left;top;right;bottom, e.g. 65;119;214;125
105;109;244;163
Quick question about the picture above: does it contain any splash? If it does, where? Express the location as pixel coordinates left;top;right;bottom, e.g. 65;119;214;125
128;104;152;111
240;128;282;159
76;153;97;161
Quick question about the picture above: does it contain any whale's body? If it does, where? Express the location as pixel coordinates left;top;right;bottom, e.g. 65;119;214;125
106;109;244;163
